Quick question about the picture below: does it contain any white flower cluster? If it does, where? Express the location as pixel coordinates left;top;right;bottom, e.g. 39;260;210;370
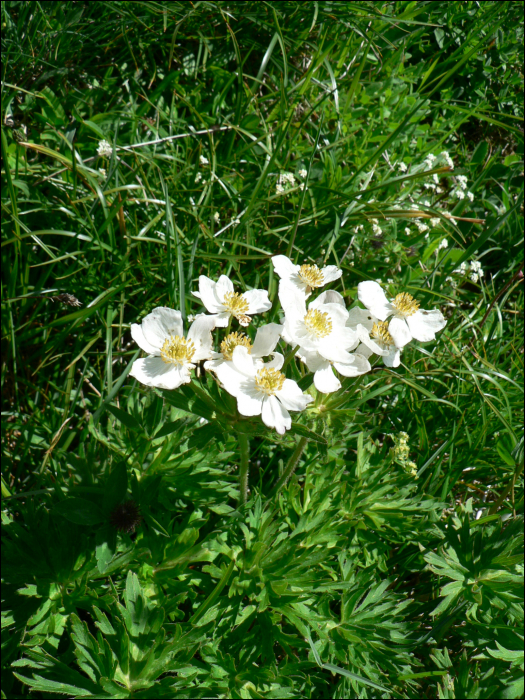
454;259;485;284
129;257;447;435
276;171;305;195
451;174;474;201
97;140;113;158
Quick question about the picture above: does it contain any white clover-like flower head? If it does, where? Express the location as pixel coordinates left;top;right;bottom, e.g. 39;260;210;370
97;139;113;158
214;346;312;435
192;275;271;328
272;254;342;298
357;281;447;348
129;308;215;390
199;155;209;166
298;168;308;178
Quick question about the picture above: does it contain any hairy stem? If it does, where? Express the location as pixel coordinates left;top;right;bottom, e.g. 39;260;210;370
273;436;308;495
237;432;250;507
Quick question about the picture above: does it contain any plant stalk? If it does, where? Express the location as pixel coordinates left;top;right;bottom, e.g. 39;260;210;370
237;432;250;507
273;436;308;495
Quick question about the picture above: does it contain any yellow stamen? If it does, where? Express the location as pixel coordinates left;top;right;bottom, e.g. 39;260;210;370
255;367;285;395
392;292;420;317
299;264;324;290
304;309;332;338
220;332;252;361
223;291;251;326
160;335;195;365
371;321;394;346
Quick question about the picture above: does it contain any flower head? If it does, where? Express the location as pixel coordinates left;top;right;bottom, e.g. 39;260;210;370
357;281;446;348
97;139;113;158
204;323;283;373
192;275;271;327
129;307;215;389
214;346;312;434
346;307;401;367
272;254;342;297
199;154;209;166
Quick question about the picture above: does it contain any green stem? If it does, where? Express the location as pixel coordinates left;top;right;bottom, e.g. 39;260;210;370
281;344;300;372
273;436;308;495
237;432;250;507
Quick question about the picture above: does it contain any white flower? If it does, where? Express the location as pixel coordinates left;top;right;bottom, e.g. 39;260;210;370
458;262;469;274
192;275;271;327
398;162;408;172
195;172;203;183
405;227;411;235
470;260;482;271
454;189;465;200
357;281;447;348
130;308;215;390
439;238;449;249
372;223;382;236
440;151;454;168
467;191;474;201
204;323;283;373
298;168;308;178
214;346;312;435
470;272;479;283
275;183;285;194
214;211;220;223
456;175;468;190
415;221;429;233
97;140;113;158
199;155;209;166
424;153;436;169
272;254;342;297
280;288;357;364
430;217;441;227
346;307;402;368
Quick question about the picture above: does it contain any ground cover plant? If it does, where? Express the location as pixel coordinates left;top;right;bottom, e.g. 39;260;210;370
1;1;524;698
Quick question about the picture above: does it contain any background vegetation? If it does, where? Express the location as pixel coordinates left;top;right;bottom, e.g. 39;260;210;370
2;1;523;697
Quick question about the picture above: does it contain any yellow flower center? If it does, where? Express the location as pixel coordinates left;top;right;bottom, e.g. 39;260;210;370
299;264;324;290
304;309;332;338
160;335;195;365
255;367;285;396
392;292;420;317
220;332;252;361
371;320;394;346
223;291;251;326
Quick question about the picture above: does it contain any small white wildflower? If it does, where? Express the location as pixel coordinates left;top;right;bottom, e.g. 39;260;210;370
433;173;440;184
424;153;437;168
199;155;209;166
439;239;449;249
424;182;437;190
454;189;465;200
298;168;308;178
387;278;394;284
385;257;390;263
370;218;379;224
467;191;474;201
213;211;220;223
430;218;440;227
98;168;106;178
97;140;113;158
470;261;482;272
372;223;382;236
459;262;469;274
195;172;203;183
398;162;408;172
456;175;468;190
276;183;285;194
470;272;479;283
272;254;342;298
415;221;429;234
436;186;444;193
440;151;454;168
405;227;411;235
192;274;271;327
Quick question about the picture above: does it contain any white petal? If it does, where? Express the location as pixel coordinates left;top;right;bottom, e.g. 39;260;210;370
357;281;392;320
252;323;283;357
264;352;284;370
323;302;349;326
215;275;234;299
261;395;291;434
188;315;216;360
131;323;160;355
309;290;345;309
300;349;327;372
211;311;230;327
272;254;298;280
198;276;223;313
406;309;447;342
231;345;257;377
142;307;183;348
388;317;412;347
357;325;388;356
333;354;371;377
347;307;375;331
130;356;190;389
243;289;272;314
237;385;263;416
277;379;313;411
383;347;401;367
314;364;341;394
279;283;307;318
356;342;373;359
321;265;343;284
214;361;244;396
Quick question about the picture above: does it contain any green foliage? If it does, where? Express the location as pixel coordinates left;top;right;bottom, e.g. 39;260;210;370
2;1;523;698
